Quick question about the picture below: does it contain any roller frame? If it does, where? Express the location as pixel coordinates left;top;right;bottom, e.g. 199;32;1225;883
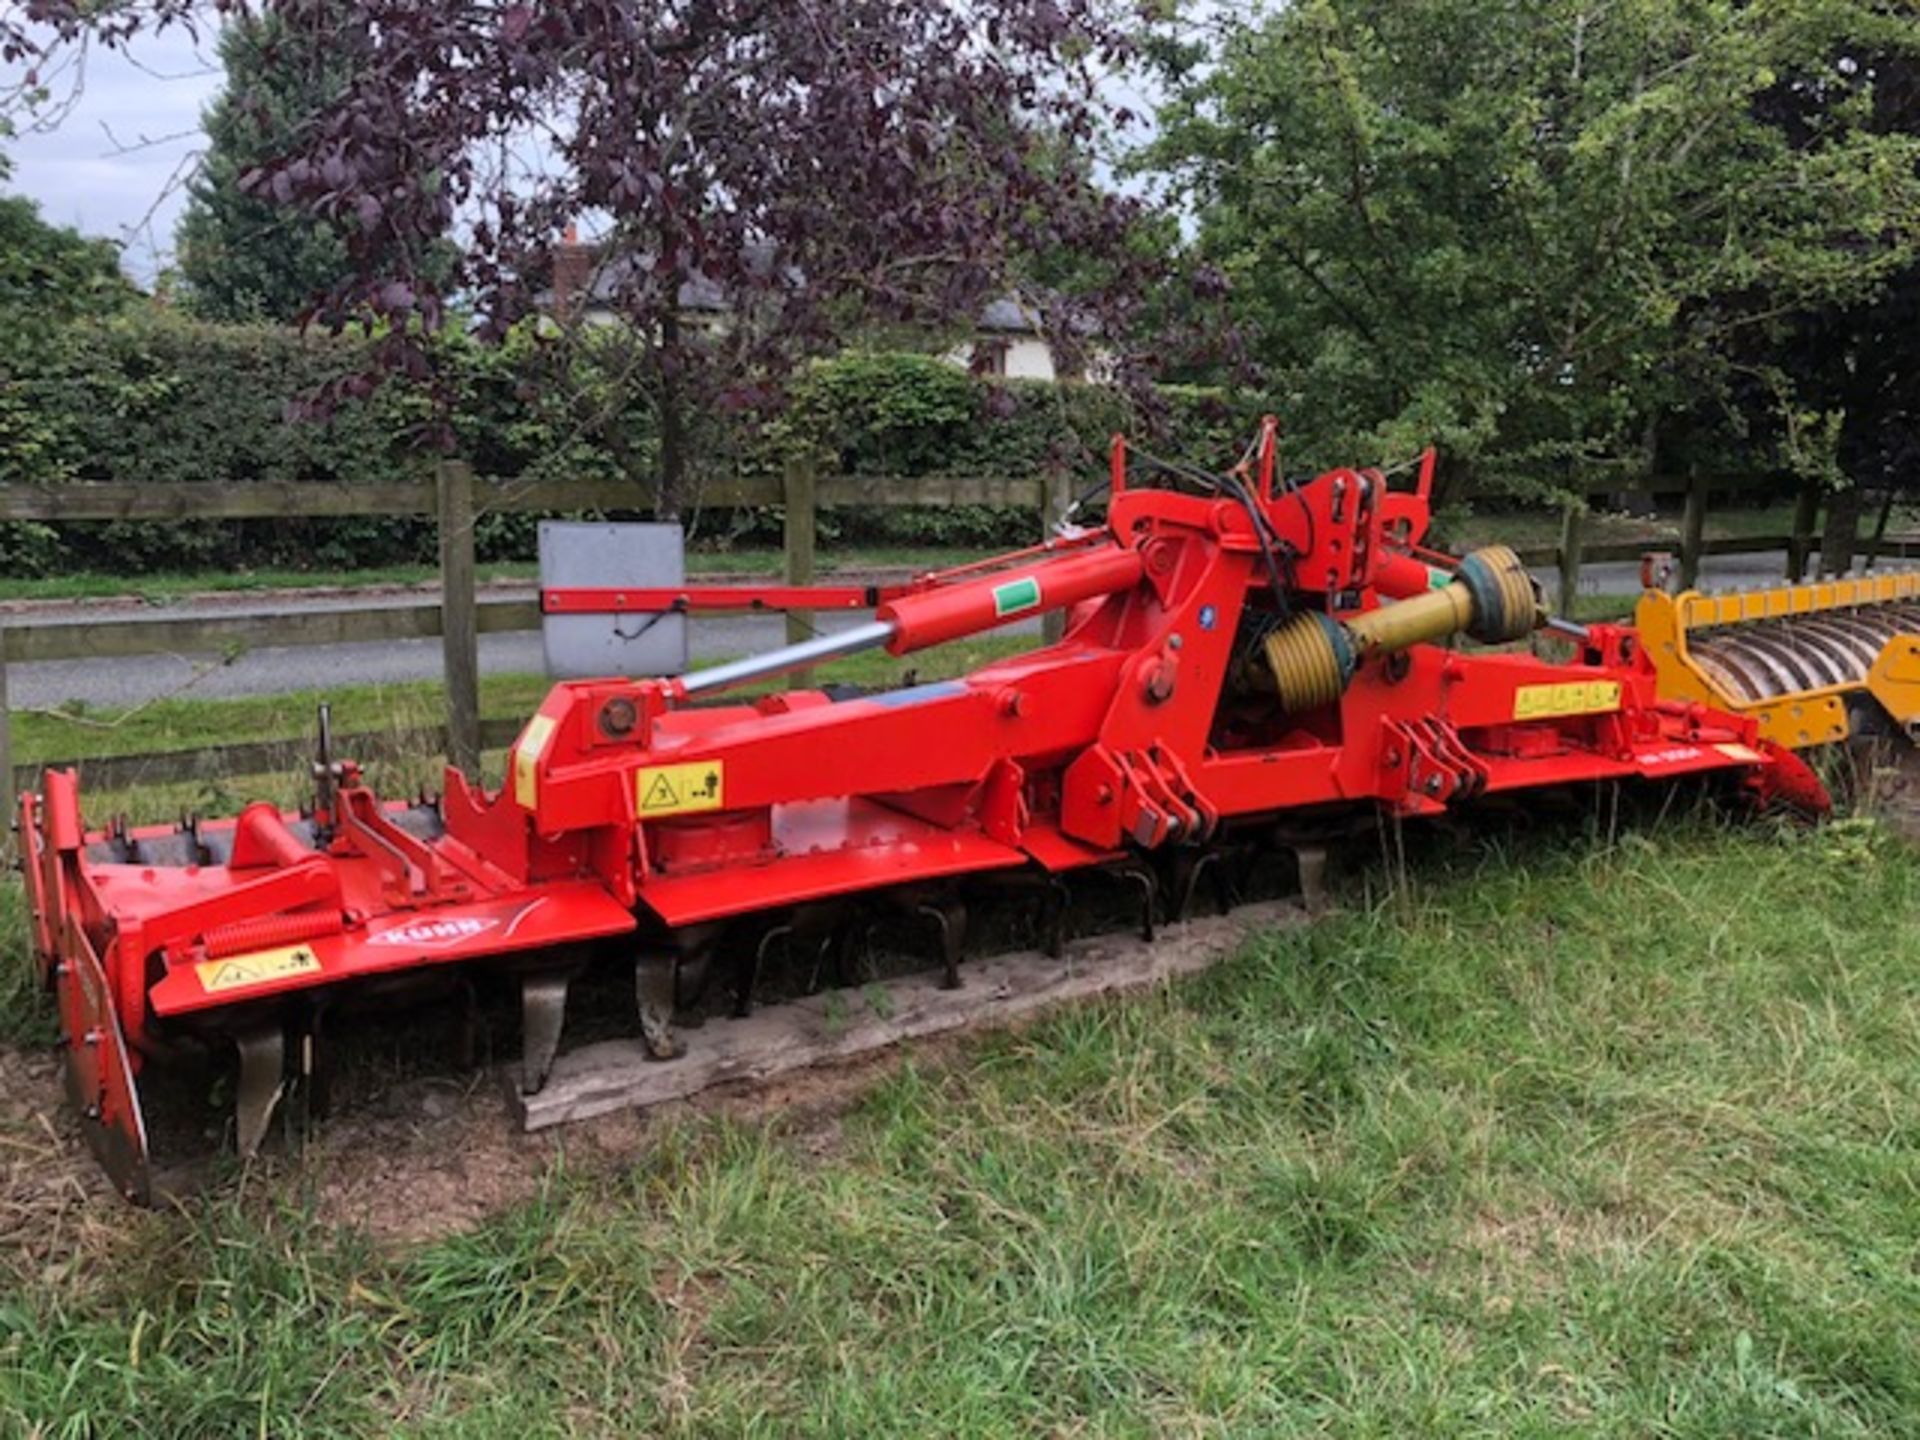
1637;574;1920;748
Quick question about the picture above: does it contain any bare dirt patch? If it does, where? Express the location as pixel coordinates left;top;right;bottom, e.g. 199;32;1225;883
0;1020;989;1255
0;1036;871;1259
1849;741;1920;842
0;1013;1009;1253
0;1044;137;1288
305;1021;1001;1245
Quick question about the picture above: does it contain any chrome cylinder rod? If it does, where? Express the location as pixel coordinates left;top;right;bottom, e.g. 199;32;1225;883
679;619;897;697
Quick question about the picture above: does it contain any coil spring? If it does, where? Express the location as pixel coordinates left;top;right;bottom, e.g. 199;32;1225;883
202;910;341;959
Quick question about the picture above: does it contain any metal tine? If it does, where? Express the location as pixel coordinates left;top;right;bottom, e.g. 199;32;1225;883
915;900;967;990
1114;863;1157;942
738;923;792;1018
233;1025;286;1159
636;954;685;1061
519;972;572;1095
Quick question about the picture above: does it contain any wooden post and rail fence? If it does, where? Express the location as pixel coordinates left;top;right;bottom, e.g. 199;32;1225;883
0;464;1906;828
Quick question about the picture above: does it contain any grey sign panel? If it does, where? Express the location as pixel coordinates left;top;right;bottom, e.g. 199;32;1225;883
539;521;689;678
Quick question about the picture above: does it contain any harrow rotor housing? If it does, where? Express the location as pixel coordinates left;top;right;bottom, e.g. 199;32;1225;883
21;421;1823;1203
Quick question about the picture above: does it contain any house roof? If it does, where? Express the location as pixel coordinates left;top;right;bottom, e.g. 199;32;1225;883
977;297;1039;334
553;240;784;313
549;236;1077;336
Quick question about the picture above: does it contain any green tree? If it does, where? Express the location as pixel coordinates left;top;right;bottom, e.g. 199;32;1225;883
1736;46;1920;571
174;7;354;322
0;159;134;346
0;142;136;566
1147;0;1920;500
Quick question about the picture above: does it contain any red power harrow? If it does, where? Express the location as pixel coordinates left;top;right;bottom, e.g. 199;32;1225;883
20;421;1827;1202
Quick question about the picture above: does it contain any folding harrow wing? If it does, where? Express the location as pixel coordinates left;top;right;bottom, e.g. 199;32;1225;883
21;422;1826;1202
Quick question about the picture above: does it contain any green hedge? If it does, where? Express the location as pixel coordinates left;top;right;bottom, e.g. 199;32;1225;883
769;350;1259;479
0;308;1270;574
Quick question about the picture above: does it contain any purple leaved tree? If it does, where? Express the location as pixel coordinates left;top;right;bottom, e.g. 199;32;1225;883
8;0;1160;513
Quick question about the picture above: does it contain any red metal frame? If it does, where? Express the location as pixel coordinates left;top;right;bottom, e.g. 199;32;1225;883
22;420;1828;1201
539;530;1116;618
541;584;899;614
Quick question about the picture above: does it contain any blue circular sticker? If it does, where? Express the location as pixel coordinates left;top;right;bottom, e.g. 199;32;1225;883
1198;604;1218;631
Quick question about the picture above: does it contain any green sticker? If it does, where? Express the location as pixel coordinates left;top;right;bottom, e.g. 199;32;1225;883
992;576;1042;617
1426;566;1453;591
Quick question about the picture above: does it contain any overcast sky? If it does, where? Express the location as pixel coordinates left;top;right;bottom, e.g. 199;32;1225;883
5;28;224;281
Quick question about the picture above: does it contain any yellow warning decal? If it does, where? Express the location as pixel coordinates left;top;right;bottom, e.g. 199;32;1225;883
513;713;558;811
1715;742;1764;764
636;760;725;819
196;944;322;995
1513;680;1622;721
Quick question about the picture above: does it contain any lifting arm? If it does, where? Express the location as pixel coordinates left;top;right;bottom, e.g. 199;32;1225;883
672;541;1145;699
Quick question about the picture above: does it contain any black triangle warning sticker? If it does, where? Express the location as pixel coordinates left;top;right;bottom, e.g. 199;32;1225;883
635;761;726;817
195;943;322;993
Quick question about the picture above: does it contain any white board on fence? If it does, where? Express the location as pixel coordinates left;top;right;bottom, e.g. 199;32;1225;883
539;521;689;679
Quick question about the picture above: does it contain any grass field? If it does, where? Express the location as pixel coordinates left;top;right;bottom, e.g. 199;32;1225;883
1;816;1916;1435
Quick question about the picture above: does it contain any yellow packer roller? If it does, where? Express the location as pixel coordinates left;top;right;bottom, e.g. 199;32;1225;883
1637;571;1920;750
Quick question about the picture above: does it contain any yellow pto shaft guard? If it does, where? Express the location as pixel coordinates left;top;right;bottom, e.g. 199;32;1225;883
1266;545;1540;711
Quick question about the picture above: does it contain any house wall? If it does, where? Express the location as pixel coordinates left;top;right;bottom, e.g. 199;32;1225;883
1001;337;1059;382
945;336;1064;383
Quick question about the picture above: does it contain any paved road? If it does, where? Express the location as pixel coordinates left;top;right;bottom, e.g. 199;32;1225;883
4;549;1888;710
9;594;1042;710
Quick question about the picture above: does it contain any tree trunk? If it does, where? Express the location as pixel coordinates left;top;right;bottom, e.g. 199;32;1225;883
1865;488;1895;571
1819;484;1862;577
1615;416;1660;517
655;312;687;520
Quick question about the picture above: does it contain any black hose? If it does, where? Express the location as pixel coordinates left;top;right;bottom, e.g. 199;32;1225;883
1121;441;1297;614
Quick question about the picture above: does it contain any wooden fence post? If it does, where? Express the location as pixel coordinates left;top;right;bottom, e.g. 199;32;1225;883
1556;502;1584;620
783;453;818;687
437;459;481;775
1865;488;1895;571
1788;482;1820;582
1679;468;1708;590
0;627;13;863
1041;466;1073;643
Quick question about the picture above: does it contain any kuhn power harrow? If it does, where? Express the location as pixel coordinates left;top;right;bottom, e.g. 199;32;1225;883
22;422;1827;1202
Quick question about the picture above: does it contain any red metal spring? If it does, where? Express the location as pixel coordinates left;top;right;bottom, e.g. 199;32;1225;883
202;910;341;959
